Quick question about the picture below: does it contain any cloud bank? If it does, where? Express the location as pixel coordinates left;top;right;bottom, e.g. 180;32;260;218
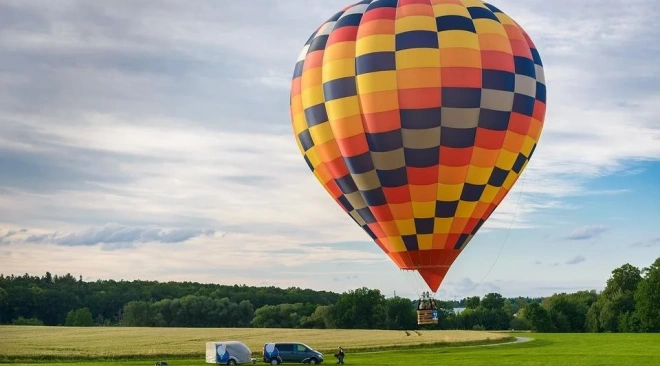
0;0;658;296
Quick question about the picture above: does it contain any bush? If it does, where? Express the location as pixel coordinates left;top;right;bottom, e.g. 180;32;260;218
12;316;44;325
65;308;94;326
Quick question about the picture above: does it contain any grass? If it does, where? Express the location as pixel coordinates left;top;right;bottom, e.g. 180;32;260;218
0;326;510;362
1;327;659;366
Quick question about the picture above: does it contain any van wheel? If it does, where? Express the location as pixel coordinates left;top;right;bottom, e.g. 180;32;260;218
309;358;318;364
228;360;236;365
270;360;279;365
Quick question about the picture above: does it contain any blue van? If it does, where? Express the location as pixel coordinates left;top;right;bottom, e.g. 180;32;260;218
262;342;323;364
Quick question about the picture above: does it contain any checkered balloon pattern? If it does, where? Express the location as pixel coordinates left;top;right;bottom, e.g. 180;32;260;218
290;0;546;292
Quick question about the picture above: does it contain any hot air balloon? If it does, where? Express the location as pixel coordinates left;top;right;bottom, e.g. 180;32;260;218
290;0;546;324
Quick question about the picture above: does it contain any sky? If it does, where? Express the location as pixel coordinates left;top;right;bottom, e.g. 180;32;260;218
0;0;659;300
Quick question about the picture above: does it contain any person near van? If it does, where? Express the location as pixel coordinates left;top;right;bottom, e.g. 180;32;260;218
335;346;344;364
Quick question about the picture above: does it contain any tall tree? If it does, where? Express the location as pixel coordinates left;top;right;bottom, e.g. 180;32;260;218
481;293;505;310
384;297;416;330
465;296;480;309
65;308;94;326
543;292;595;332
587;263;642;332
0;288;8;323
122;301;155;326
603;264;642;296
522;302;555;332
634;257;660;332
332;287;386;329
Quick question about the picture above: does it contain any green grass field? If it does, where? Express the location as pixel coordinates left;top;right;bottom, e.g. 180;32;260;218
1;326;658;366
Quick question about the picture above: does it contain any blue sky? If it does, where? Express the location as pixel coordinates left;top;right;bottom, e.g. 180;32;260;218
0;0;658;300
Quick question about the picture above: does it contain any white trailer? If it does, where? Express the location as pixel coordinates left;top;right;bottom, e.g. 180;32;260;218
205;341;256;365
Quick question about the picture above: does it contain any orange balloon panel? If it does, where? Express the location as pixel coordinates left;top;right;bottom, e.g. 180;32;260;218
290;0;546;292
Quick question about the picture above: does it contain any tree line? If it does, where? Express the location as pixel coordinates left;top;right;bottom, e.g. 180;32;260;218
1;256;658;332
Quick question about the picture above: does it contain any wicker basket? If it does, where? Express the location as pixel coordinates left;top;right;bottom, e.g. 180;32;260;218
417;309;438;325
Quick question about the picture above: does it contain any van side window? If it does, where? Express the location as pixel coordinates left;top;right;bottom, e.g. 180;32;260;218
277;344;294;352
295;344;307;352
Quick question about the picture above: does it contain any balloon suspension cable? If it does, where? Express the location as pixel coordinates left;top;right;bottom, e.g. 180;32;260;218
399;269;426;299
401;270;420;298
400;269;438;301
473;170;528;293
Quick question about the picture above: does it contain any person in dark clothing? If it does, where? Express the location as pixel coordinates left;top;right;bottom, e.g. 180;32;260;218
335;346;344;364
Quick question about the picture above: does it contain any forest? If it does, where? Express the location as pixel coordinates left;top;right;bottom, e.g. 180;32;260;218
1;256;658;333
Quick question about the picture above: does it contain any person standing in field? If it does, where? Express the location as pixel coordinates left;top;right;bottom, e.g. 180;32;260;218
335;346;344;364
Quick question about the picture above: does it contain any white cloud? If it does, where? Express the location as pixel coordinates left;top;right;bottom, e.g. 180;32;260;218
2;224;215;249
0;228;388;291
630;237;660;248
566;255;587;265
564;225;609;240
442;277;502;298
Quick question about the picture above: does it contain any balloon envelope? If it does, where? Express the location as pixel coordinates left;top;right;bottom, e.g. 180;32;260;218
290;0;546;292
